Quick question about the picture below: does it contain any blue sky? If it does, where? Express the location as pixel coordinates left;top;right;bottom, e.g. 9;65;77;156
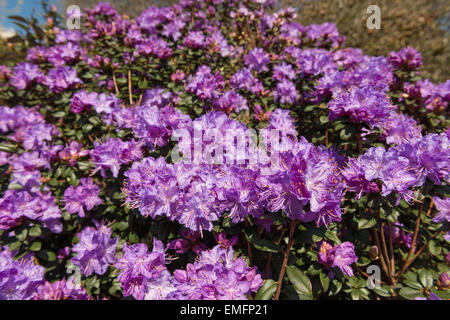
1;0;58;31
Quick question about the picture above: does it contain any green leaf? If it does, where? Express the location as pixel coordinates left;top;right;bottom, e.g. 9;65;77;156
403;278;423;290
319;115;329;124
8;15;29;24
329;278;343;296
0;143;17;153
30;241;42;252
319;272;329;292
244;231;281;253
373;285;391;297
16;228;28;241
37;250;56;262
418;270;433;289
399;287;423;300
427;240;441;256
113;221;129;231
129;232;139;243
254;279;277;300
8;183;24;190
351;288;361;300
286;265;313;300
358;218;377;230
29;225;42;237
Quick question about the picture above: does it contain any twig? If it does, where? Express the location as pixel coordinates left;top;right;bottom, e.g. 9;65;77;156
265;228;287;279
426;198;434;217
112;73;119;95
379;223;392;280
128;70;133;105
371;228;390;278
274;220;297;300
396;230;442;278
387;221;396;278
396;202;423;279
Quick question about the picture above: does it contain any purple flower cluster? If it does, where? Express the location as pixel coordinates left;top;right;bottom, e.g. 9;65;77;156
388;47;423;70
71;221;118;276
42;67;82;93
0;246;44;300
274;80;299;104
342;133;449;203
404;79;450;112
244;47;271;73
10;63;44;90
115;240;262;300
213;91;249;113
229;68;264;95
90;138;143;178
115;239;174;300
124;109;346;229
186;65;225;101
170;245;262;300
63;178;103;218
33;277;90;300
70;90;100;114
318;241;358;277
328;86;396;128
0;187;62;233
58;141;89;166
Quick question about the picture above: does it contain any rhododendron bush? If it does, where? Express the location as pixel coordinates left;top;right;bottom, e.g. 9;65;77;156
0;0;449;300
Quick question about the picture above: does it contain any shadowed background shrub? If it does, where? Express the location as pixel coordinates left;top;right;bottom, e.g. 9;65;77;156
2;0;449;82
56;0;449;82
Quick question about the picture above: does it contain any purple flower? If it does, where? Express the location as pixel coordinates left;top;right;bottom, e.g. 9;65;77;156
63;178;103;218
90;138;142;178
115;239;173;300
47;42;83;66
182;31;205;49
0;188;62;233
439;272;450;289
71;221;118;276
43;67;82;93
33;277;90;300
268;108;297;137
186;65;224;100
328;86;395;127
11;63;44;90
229;68;264;95
213;91;248;113
388;47;423;70
70;90;98;114
273;62;296;81
305;22;344;49
341;158;379;199
58;141;89;166
170;245;262;300
244;47;270;73
318;241;357;277
274;80;298;104
433;196;450;224
0;247;45;300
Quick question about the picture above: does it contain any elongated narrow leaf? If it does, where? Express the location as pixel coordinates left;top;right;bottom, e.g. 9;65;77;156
286;265;313;300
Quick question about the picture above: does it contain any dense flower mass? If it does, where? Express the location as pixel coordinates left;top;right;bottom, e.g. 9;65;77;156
115;240;262;300
0;0;448;301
